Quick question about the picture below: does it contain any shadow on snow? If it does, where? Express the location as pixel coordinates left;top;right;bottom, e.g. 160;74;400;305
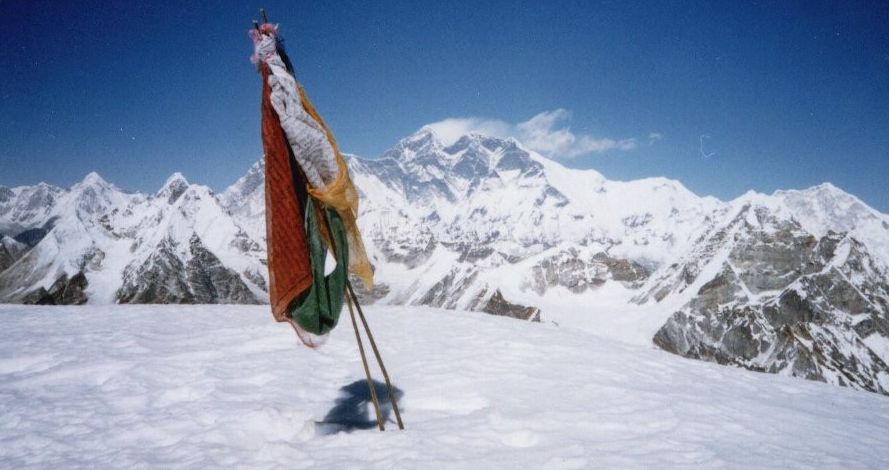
316;379;404;435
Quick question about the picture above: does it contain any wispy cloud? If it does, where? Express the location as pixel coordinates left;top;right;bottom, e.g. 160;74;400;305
424;109;643;159
421;117;512;147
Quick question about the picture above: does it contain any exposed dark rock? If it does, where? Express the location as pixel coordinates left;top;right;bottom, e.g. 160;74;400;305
592;252;650;284
0;187;13;203
376;234;436;269
13;217;58;248
22;287;53;305
117;238;193;304
654;231;889;396
478;289;541;322
243;268;268;293
349;274;390;304
185;234;259;304
0;236;28;272
117;234;259;304
78;247;105;271
527;249;650;295
622;213;653;228
417;269;478;309
22;271;89;305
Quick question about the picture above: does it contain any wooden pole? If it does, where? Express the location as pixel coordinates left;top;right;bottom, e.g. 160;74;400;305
346;282;405;430
345;291;385;431
255;6;403;431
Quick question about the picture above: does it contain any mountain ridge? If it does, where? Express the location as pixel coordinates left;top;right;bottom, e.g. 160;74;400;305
2;128;888;395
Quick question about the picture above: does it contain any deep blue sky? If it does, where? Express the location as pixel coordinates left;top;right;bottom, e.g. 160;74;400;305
1;1;888;211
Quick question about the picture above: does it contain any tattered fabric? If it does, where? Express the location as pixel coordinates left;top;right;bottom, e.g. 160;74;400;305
252;24;374;290
260;62;313;322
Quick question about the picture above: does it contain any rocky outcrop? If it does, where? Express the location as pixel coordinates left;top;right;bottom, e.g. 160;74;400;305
478;289;541;322
116;234;259;304
525;248;650;295
185;234;259;304
22;272;89;305
0;235;28;272
654;228;889;396
349;274;391;304
116;237;193;304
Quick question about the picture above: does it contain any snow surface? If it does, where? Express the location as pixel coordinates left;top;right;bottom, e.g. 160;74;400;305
2;305;889;469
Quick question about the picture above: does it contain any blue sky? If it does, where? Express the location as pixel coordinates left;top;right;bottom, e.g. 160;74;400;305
1;1;888;211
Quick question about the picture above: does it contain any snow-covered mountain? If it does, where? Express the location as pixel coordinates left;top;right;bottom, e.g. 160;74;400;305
0;172;267;305
2;128;888;395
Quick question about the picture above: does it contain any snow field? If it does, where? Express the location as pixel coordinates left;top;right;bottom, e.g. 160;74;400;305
1;304;889;469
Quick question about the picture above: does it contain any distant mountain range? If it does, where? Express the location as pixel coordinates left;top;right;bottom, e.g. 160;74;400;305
2;127;889;395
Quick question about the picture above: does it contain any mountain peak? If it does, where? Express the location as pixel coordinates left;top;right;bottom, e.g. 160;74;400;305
802;182;854;200
774;182;849;199
80;171;109;187
447;132;512;154
157;172;190;204
163;172;189;187
399;127;443;152
414;126;438;138
219;160;265;211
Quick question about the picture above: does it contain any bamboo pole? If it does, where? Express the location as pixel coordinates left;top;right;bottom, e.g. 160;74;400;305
346;282;405;430
345;292;385;431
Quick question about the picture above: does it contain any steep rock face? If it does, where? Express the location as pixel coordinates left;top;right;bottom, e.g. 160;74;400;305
117;234;259;304
653;216;889;395
474;288;541;322
0;183;64;234
185;234;259;304
157;173;190;205
349;274;391;304
0;235;28;272
117;237;193;304
12;219;56;248
523;248;650;295
22;272;89;305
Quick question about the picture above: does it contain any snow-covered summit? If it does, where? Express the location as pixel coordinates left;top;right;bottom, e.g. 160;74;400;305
386;127;444;159
219;160;264;210
0;182;64;233
156;172;190;204
76;171;111;188
775;182;887;235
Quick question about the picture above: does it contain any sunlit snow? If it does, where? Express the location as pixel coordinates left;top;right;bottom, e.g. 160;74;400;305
2;304;888;468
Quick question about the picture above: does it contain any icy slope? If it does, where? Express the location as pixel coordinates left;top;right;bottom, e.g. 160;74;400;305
2;305;888;468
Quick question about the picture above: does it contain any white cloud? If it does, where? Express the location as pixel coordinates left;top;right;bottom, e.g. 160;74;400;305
422;117;512;146
424;109;640;159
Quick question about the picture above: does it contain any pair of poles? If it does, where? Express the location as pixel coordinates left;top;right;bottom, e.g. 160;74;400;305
344;282;405;431
254;8;404;432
